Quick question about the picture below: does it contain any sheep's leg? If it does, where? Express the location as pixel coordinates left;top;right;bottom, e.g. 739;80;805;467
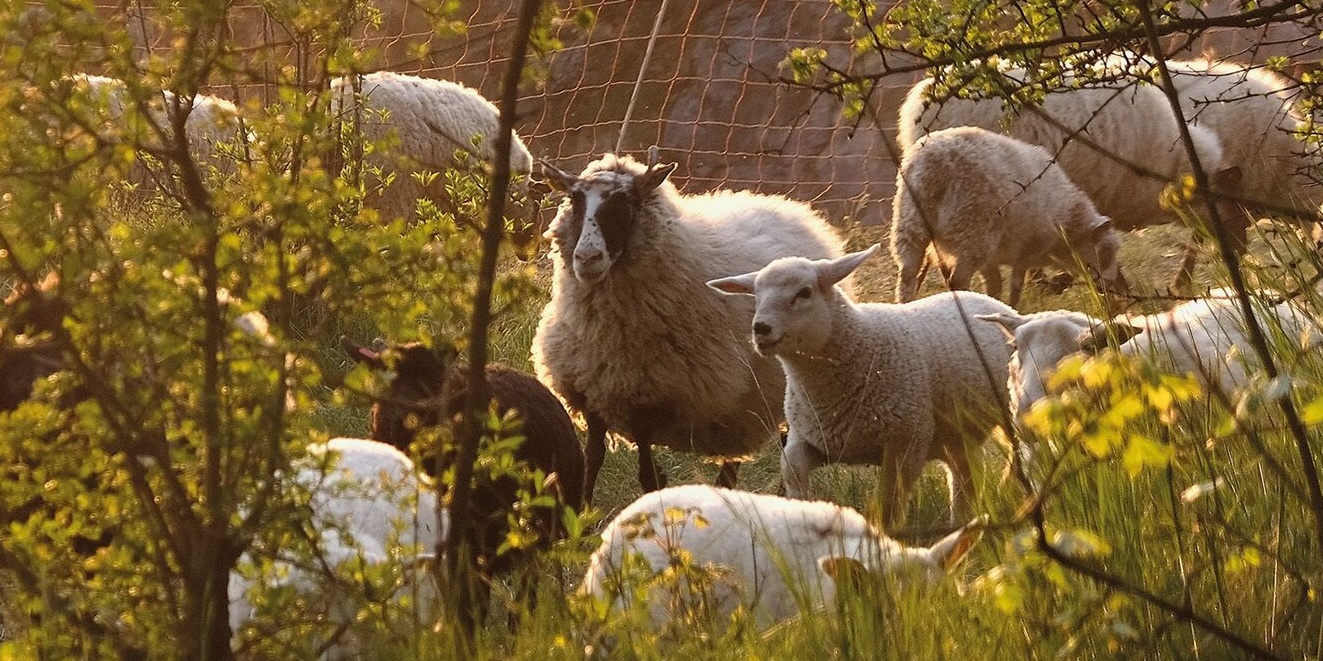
781;438;825;499
879;443;928;529
636;439;665;492
896;246;926;302
715;461;740;488
981;267;1004;302
583;412;608;505
940;442;977;524
945;261;976;292
1007;267;1025;308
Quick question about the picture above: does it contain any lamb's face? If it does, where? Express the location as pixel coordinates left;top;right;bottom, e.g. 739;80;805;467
708;245;880;358
979;311;1099;419
746;260;837;357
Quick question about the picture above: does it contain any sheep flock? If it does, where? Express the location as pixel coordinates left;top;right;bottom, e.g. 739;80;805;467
8;49;1323;649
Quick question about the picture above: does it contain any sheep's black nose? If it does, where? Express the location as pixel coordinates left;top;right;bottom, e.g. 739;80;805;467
753;321;772;336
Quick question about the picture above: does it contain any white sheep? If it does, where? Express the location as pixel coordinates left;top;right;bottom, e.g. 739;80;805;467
898;64;1238;258
580;484;982;628
229;438;446;654
708;244;1015;525
532;153;845;502
1145;57;1318;220
979;291;1323;421
71;74;247;184
328;71;534;222
892;126;1126;305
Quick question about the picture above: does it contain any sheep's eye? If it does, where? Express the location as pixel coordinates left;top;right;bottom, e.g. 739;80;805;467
794;287;812;301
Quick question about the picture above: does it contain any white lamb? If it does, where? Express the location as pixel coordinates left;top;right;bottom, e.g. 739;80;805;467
532;153;846;503
979;291;1323;421
898;63;1237;253
328;71;534;222
892;126;1126;305
708;244;1015;525
581;484;982;628
229;438;446;654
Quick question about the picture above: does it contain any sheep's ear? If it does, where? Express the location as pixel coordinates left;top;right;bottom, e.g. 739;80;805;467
539;160;578;192
925;517;984;571
818;556;870;591
1087;215;1114;234
976;312;1028;341
707;272;758;296
816;244;880;290
341;336;387;370
1076;322;1143;353
635;162;677;193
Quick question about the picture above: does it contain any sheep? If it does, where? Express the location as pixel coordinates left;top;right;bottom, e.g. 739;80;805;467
580;484;983;628
979;290;1322;421
342;337;584;582
328;71;536;230
531;153;846;502
892;126;1127;305
70;74;247;185
708;244;1015;526
229;437;446;656
898;62;1243;276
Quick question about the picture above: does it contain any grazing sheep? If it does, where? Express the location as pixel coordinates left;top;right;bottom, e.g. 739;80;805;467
898;64;1240;260
581;484;982;628
1149;57;1318;220
343;338;583;579
532;153;846;502
70;74;247;183
229;437;445;656
709;245;1014;525
979;290;1322;420
329;71;535;225
892;126;1127;305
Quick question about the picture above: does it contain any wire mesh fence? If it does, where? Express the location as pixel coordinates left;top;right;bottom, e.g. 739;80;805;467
82;0;1323;227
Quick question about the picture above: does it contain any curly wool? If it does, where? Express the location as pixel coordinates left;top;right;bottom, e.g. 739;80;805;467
533;154;845;459
891;126;1121;304
898;66;1225;231
329;71;533;220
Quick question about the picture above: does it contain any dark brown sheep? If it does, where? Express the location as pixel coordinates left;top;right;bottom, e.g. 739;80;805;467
342;337;584;586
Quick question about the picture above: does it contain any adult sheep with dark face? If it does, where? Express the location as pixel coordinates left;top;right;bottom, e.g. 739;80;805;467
533;153;846;502
342;337;583;613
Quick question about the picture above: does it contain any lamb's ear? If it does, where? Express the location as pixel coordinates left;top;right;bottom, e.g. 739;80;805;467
635;162;677;193
1076;321;1143;353
818;556;870;592
976;312;1028;341
341;336;387;370
1087;215;1114;235
816;244;880;290
707;272;759;296
539;160;578;192
925;517;985;571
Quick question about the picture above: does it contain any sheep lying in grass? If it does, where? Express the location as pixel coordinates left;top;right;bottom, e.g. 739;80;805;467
892;126;1127;305
581;484;983;628
899;62;1240;282
343;338;583;584
533;153;845;502
329;71;535;227
709;245;1014;525
229;438;446;655
979;290;1323;421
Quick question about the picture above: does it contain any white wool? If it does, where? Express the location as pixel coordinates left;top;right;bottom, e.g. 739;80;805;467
329;71;533;220
898;65;1226;232
533;154;845;467
229;438;446;648
891;126;1123;305
709;246;1015;523
71;73;246;176
581;485;977;628
983;292;1323;420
